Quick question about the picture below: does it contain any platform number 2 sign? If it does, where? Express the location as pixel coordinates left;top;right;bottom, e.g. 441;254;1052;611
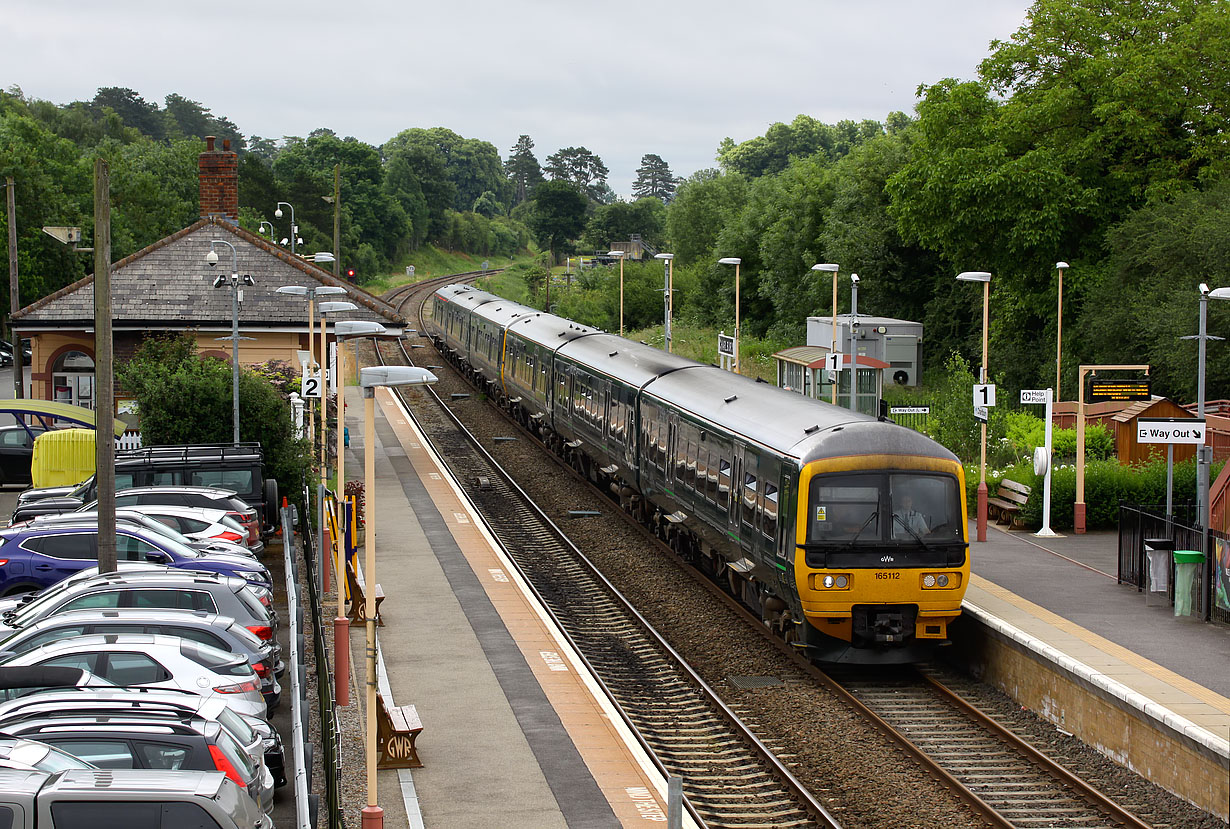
302;368;323;398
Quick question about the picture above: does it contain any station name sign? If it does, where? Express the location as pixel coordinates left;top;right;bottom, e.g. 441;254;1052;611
1088;378;1151;402
1136;418;1206;445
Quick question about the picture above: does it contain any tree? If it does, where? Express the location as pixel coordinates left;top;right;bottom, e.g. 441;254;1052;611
383;128;508;213
91;87;165;141
115;333;310;497
582;199;665;250
665;169;748;265
527;180;588;262
544;146;609;202
505;134;544;206
632;154;678;202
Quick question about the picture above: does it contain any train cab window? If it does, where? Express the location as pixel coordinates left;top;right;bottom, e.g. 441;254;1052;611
890;474;963;542
763;482;779;540
808;474;880;542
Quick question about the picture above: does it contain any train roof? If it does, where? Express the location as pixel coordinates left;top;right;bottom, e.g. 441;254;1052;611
557;332;700;388
471;297;534;328
644;364;957;465
439;284;505;314
506;311;599;350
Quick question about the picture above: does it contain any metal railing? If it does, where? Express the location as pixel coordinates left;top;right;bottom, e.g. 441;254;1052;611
282;506;312;829
1118;503;1230;625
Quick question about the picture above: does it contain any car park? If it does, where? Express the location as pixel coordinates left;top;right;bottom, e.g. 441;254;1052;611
0;633;267;719
23;509;258;560
0;568;276;650
0;424;46;488
0;524;272;597
0;685;286;788
0;608;281;708
0;710;272;813
0;767;272;829
0;737;97;773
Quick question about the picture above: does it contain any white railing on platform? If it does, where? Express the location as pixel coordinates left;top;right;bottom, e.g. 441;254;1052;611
283;506;312;829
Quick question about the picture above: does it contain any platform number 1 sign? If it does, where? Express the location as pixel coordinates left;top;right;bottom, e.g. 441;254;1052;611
973;383;996;408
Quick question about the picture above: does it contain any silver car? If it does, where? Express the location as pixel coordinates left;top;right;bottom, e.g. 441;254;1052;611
0;633;267;718
0;737;96;772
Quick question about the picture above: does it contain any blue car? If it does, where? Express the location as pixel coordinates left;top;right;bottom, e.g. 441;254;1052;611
0;525;271;597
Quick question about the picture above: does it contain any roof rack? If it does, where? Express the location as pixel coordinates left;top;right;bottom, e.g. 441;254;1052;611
116;443;263;464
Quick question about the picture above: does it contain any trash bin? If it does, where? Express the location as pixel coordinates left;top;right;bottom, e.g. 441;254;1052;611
1144;538;1174;607
1173;550;1204;618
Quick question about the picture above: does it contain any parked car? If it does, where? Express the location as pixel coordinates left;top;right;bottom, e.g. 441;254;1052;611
0;737;96;773
0;340;31;366
22;508;258;560
0;424;47;488
0;524;272;597
0;767;272;829
0;685;285;788
0;633;266;719
0;608;281;708
113;504;264;556
0;568;276;652
0;710;272;813
0;665;116;703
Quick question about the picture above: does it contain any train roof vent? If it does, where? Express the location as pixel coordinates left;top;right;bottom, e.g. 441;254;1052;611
609;351;618;357
723;394;737;403
804;425;820;435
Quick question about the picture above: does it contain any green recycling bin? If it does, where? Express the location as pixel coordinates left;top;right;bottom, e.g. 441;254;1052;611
1172;550;1204;618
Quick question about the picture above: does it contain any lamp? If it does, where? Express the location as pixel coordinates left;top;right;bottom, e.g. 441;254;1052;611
277;285;347;451
655;253;675;351
606;251;626;335
274;202;296;255
206;240;251;444
1055;262;1068;400
718;258;742;373
957;270;993;542
359;365;437;829
812;264;840;403
318;300;358;490
326;319;387;707
258;221;274;239
848;273;860;412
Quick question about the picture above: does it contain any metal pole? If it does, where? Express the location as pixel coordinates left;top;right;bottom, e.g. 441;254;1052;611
734;263;740;374
94;159;116;574
667;258;674;352
1056;265;1064;400
977;278;989;543
320;309;328;488
333;165;341;278
1197;290;1210;606
1036;388;1057;538
831;272;838;405
667;776;683;829
361;386;383;829
663;257;671;352
231;276;240;444
848;277;858;412
307;296;316;452
335;339;349;706
618;257;624;336
6;177;21;401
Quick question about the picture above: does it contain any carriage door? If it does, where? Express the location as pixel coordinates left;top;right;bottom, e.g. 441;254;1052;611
737;446;759;556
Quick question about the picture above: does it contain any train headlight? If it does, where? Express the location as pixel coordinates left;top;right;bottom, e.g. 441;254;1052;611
823;575;835;588
937;574;950;587
923;574;936;587
835;575;848;588
816;574;850;590
921;572;958;589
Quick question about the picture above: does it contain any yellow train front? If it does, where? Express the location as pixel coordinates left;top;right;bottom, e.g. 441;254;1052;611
792;432;969;663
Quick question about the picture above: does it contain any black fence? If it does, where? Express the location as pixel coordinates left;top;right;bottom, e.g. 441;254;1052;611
1118;503;1230;626
302;490;345;829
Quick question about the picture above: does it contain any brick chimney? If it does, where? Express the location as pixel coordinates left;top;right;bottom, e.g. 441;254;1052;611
199;135;238;224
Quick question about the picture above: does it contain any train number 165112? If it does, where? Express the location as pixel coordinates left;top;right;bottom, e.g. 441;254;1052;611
874;571;900;580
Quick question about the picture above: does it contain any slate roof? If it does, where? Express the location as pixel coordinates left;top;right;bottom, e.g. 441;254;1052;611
13;216;404;330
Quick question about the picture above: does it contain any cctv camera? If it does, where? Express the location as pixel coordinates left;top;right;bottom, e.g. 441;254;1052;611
205;249;219;267
850;273;860;284
212;275;226;288
1200;283;1210;296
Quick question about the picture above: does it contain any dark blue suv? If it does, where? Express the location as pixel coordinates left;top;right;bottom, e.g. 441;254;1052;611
0;526;271;597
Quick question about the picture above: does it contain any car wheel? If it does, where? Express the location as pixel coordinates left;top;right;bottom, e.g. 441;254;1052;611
1;582;41;598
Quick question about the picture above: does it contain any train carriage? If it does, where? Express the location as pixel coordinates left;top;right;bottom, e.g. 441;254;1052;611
501;314;596;436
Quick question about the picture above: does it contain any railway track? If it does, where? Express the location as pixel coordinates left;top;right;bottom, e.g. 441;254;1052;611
364;277;1186;828
375;335;838;828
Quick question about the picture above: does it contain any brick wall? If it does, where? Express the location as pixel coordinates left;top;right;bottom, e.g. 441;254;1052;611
199;135;238;223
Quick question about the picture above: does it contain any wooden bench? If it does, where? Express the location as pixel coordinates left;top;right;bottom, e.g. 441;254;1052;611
987;479;1032;528
345;557;384;627
376;692;423;769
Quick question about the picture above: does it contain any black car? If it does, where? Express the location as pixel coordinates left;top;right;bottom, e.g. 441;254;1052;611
0;425;45;487
0;340;30;367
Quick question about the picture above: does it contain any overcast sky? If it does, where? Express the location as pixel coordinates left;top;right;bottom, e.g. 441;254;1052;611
4;0;1034;198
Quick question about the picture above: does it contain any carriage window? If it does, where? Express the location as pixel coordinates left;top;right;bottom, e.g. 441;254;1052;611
685;441;698;490
763;482;779;540
742;473;758;530
717;459;731;510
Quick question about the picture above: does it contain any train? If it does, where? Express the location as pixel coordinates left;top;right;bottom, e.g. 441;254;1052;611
424;283;969;663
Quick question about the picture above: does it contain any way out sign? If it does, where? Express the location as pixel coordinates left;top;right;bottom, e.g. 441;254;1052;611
1137;418;1206;445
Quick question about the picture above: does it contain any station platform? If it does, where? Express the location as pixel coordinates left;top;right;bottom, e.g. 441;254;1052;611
343;386;675;828
963;522;1230;819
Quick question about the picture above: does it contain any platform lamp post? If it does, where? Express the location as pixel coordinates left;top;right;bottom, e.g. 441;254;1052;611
607;250;626;335
359;365;438;829
655;253;675;351
957;271;993;542
274;202;297;256
205;241;254;445
318;300;357;487
1055;262;1068;400
718;258;742;373
258;221;274;242
328;319;387;707
847;273;861;412
812;264;840;403
1194;285;1230;563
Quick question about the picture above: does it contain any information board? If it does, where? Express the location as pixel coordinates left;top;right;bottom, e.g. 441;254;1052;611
1088;378;1151;402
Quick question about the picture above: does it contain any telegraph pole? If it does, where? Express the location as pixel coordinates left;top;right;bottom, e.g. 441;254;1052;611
94;159;116;574
5;177;20;400
333;164;341;278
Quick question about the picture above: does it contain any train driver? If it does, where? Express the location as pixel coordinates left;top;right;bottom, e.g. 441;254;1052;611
893;492;930;539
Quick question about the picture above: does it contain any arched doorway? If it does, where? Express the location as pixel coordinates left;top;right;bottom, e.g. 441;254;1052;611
51;350;95;410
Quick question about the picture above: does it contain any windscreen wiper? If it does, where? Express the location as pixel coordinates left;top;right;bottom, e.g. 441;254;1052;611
892;513;932;550
844;510;878;549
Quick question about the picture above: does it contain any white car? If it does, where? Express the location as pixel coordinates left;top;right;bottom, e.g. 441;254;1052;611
0;737;96;772
0;633;267;718
119;504;264;555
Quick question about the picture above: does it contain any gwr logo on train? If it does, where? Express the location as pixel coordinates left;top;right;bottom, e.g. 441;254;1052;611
426;283;970;664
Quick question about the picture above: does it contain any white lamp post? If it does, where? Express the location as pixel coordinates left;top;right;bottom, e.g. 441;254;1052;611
1055;261;1068;400
205;241;254;444
718;257;742;373
318;300;358;487
359;365;437;829
274;202;297;256
328;319;387;708
847;273;861;412
812;263;840;403
606;250;626;335
258;220;274;240
655;253;675;351
957;270;993;542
